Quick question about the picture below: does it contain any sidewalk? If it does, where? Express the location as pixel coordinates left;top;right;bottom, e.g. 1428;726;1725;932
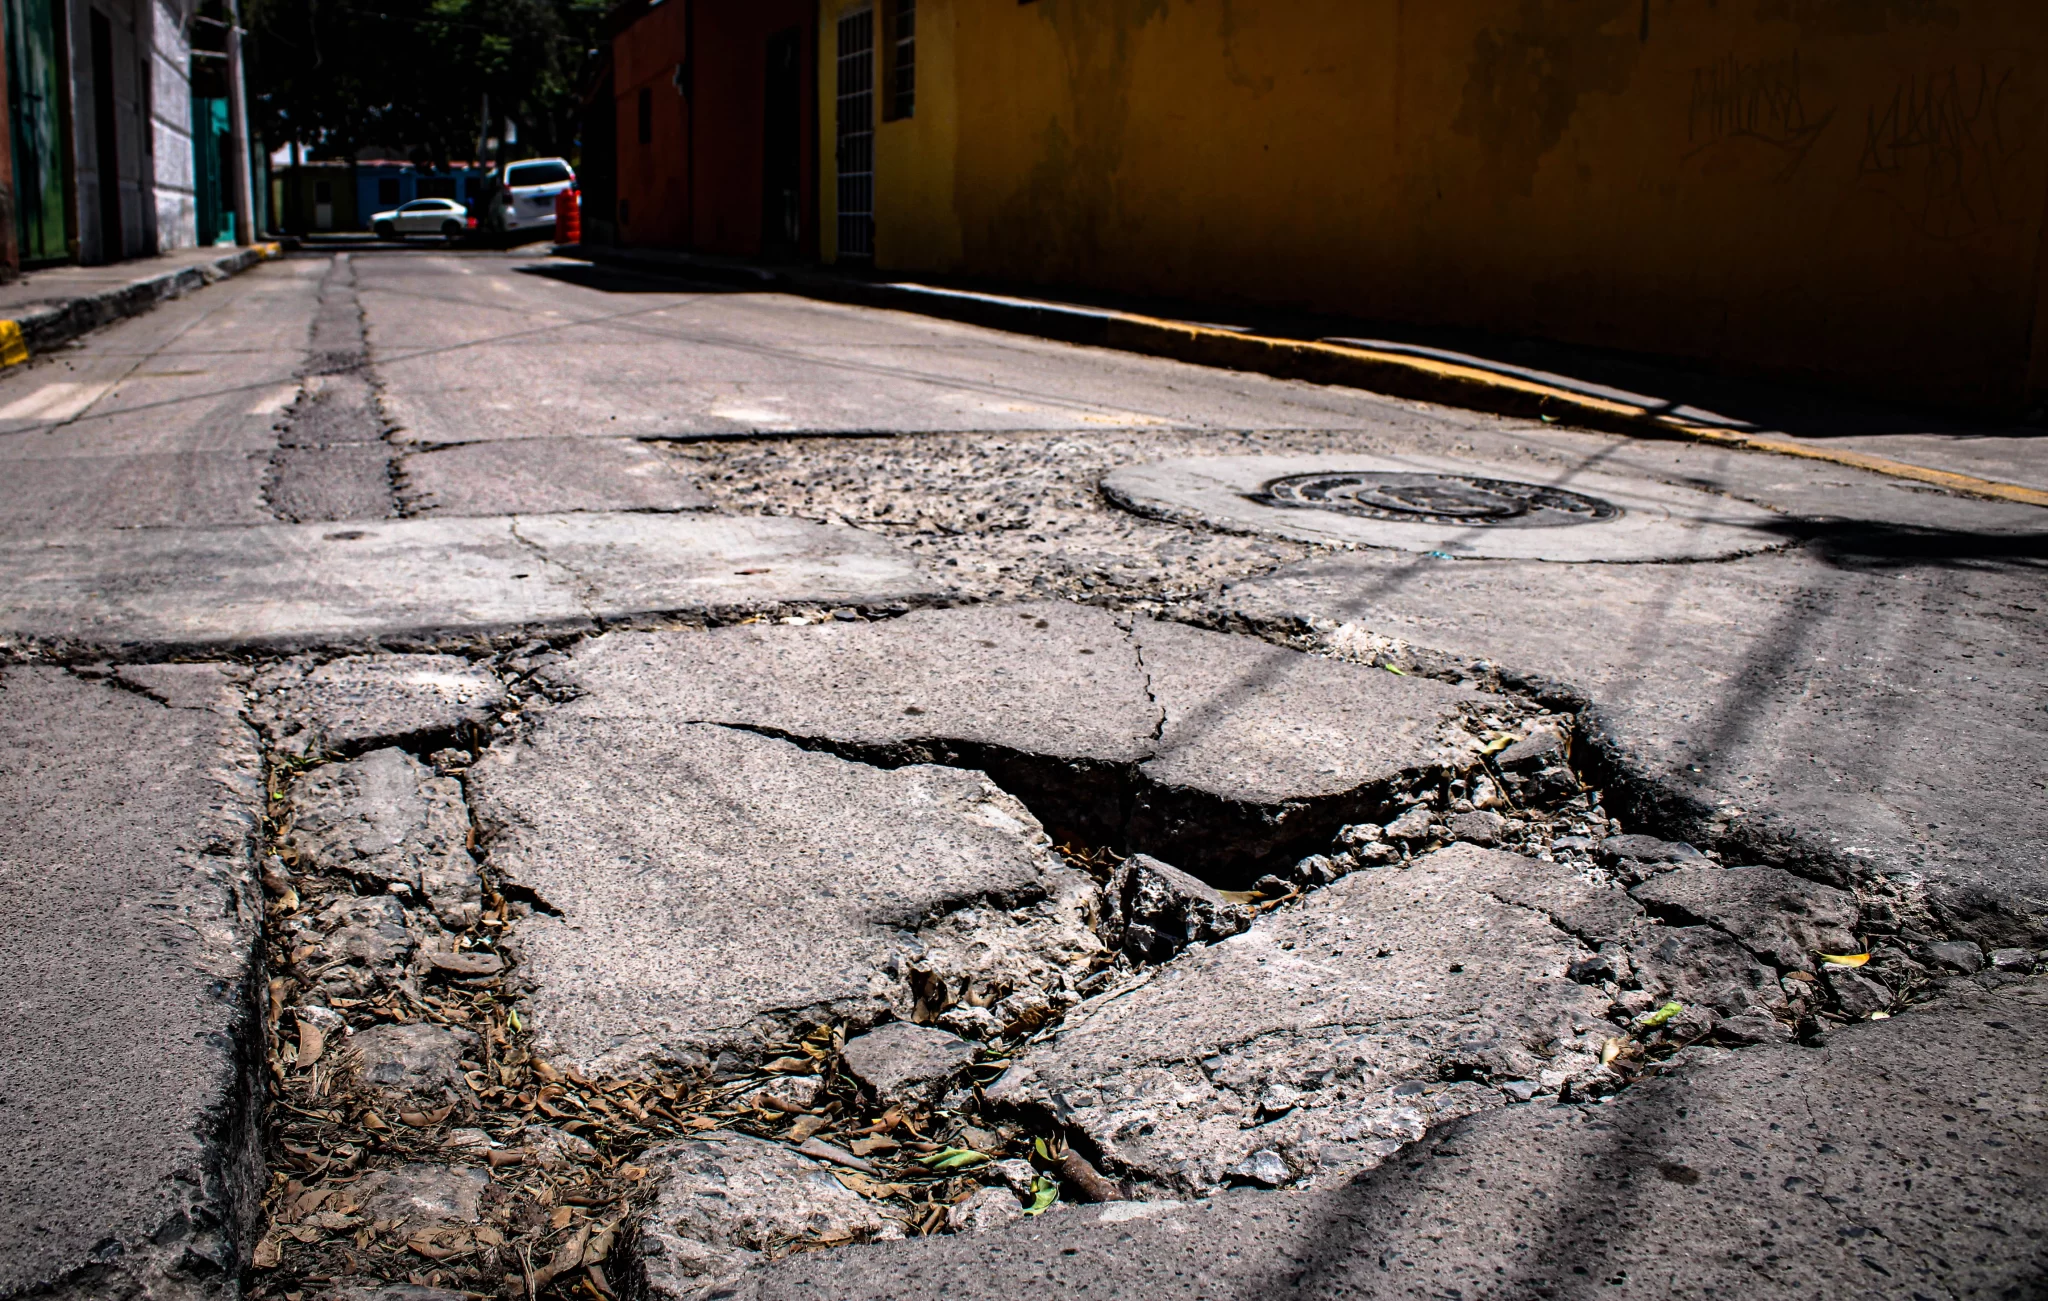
0;242;280;364
555;242;2048;508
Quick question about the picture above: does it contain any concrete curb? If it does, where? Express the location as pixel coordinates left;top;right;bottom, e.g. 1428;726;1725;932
554;243;2048;511
0;242;282;364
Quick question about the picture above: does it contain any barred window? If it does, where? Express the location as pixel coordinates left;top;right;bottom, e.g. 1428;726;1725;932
887;0;914;120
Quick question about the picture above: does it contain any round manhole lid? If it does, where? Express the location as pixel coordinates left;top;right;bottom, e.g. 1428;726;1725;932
1100;455;1784;562
1258;471;1621;528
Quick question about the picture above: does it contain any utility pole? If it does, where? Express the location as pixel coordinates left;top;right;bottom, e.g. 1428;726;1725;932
225;0;255;244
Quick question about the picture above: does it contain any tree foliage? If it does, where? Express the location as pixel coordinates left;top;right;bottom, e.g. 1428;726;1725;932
241;0;612;165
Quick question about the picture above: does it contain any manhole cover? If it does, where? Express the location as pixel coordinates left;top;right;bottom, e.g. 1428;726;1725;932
1099;454;1786;562
1257;472;1621;528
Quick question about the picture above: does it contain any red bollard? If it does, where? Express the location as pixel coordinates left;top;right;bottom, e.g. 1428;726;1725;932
554;188;582;246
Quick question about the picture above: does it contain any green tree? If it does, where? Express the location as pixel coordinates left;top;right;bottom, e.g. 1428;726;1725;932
240;0;611;165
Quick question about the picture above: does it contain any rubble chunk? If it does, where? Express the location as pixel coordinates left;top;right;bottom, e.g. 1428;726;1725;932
1632;926;1787;1018
288;747;482;928
1630;864;1859;970
636;1134;899;1300
1446;809;1505;846
347;1022;477;1099
1111;853;1253;962
1921;940;1985;974
841;1023;978;1107
347;1163;487;1233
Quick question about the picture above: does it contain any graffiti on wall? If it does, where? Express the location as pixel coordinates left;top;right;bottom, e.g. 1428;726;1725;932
1857;65;2028;240
1685;51;1834;177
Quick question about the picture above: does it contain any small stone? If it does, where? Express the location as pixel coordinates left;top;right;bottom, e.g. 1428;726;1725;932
1823;967;1893;1018
348;1022;478;1098
1921;940;1985;974
947;1185;1025;1232
1715;1011;1793;1045
1446;810;1506;847
992;1158;1038;1197
1337;823;1383;847
752;1075;824;1112
522;1125;600;1169
1596;835;1706;881
1383;806;1434;841
1251;874;1295;899
1227;1149;1293;1188
422;950;504;978
1551;835;1593;855
1499;1079;1539;1102
1495;729;1567;772
936;1005;1002;1039
1989;947;2037;974
841;1022;977;1106
1566;953;1620;985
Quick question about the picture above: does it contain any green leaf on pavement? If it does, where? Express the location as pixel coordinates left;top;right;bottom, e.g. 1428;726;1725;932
1643;1001;1682;1027
1024;1176;1059;1215
915;1146;990;1170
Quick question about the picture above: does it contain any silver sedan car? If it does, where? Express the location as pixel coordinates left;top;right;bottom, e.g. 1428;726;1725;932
371;198;474;241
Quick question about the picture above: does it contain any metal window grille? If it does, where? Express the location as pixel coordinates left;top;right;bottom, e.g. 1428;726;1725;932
835;8;874;261
890;0;915;120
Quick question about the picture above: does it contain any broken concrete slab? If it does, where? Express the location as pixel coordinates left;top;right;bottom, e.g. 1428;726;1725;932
286;747;482;927
565;600;1157;764
636;1133;900;1300
558;601;1496;879
468;713;1090;1075
399;437;712;516
841;1023;978;1107
0;511;935;656
987;845;1626;1195
1211;546;2048;949
288;893;417;998
1126;616;1480;869
736;981;2048;1301
0;667;265;1301
255;654;506;757
1101;453;1784;561
1631;864;1859;971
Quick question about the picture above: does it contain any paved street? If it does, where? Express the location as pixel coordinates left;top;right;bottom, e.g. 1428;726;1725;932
2;249;2044;1301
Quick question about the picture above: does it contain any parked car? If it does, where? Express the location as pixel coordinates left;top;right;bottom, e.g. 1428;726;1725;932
371;198;475;241
480;158;576;236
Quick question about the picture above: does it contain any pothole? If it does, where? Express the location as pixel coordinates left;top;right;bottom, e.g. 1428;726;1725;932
232;630;2013;1300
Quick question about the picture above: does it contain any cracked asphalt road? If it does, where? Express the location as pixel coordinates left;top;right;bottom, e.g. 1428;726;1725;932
0;246;2044;1301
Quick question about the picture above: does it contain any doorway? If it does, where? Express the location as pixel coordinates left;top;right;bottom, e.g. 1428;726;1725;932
762;28;802;256
833;8;873;262
89;7;119;261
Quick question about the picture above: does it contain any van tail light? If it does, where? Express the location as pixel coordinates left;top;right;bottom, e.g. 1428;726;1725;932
466;216;478;229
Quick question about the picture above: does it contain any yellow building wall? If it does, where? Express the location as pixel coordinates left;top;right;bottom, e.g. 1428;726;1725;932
817;0;2048;412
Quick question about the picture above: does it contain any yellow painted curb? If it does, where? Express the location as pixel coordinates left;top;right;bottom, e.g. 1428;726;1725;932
0;319;27;367
1100;309;2048;511
254;242;283;259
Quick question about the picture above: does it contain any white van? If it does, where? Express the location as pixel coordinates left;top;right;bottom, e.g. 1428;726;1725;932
484;158;575;235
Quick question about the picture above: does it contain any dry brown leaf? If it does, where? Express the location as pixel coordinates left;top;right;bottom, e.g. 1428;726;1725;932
300;1210;359;1230
787;1115;828;1142
849;1135;898;1157
833;1171;913;1199
405;1234;459;1260
763;1057;812;1073
550;1205;575;1230
251;1233;284;1269
296;1018;326;1070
